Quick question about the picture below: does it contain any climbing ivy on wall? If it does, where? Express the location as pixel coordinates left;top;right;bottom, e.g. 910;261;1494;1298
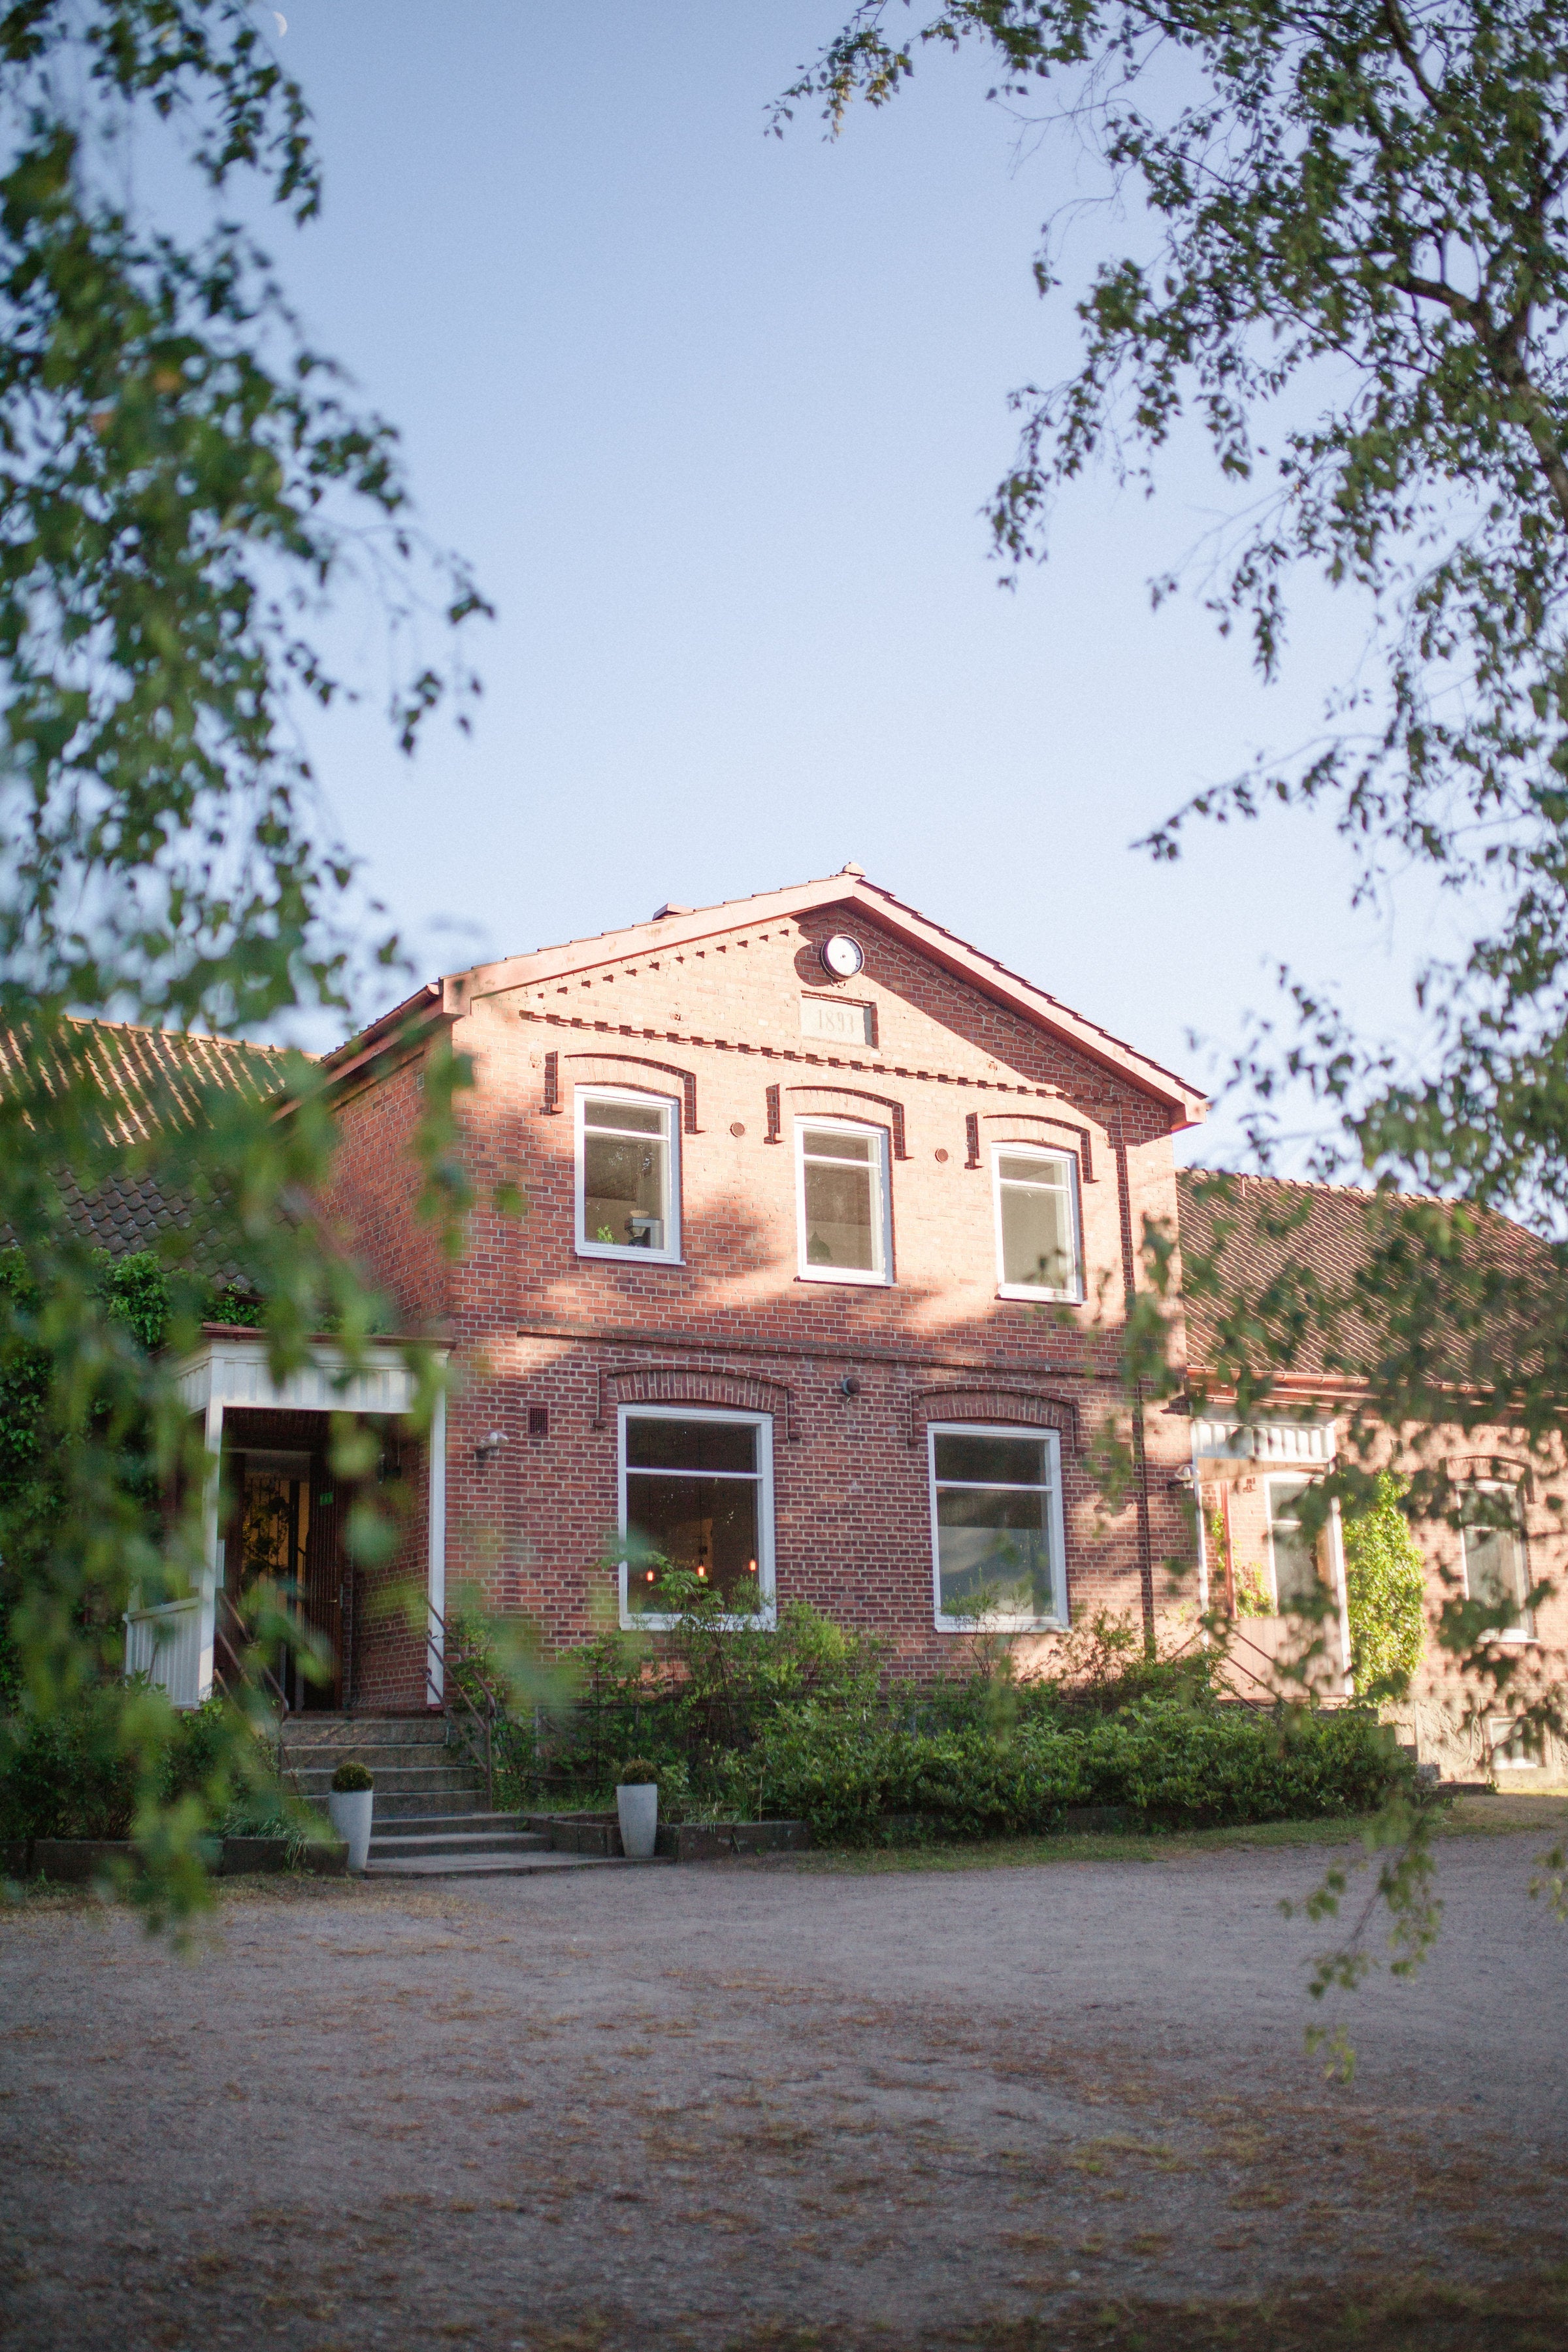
0;1250;259;1700
1342;1475;1428;1703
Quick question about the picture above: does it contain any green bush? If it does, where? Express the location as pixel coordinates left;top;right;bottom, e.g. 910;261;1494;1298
0;1689;282;1843
330;1758;373;1793
733;1698;1407;1844
1343;1474;1428;1699
0;1686;135;1840
616;1756;659;1788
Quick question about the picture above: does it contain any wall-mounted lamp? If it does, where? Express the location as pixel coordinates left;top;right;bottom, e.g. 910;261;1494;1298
1166;1464;1194;1494
838;1373;861;1398
475;1429;508;1465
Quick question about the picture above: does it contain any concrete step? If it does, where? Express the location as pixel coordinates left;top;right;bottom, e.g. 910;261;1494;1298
363;1850;618;1879
370;1817;547;1860
302;1789;498;1824
281;1719;448;1752
287;1763;482;1795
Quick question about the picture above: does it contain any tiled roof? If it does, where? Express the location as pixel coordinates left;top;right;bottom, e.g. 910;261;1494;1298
1175;1168;1558;1392
1;1017;302;1269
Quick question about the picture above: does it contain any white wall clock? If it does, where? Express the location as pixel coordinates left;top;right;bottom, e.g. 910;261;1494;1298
819;933;864;979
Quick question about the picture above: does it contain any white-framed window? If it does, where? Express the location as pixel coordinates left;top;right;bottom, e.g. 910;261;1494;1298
992;1145;1084;1301
1264;1475;1322;1612
795;1118;892;1285
1460;1486;1533;1638
1486;1717;1541;1771
575;1086;681;1263
617;1406;774;1629
928;1422;1066;1631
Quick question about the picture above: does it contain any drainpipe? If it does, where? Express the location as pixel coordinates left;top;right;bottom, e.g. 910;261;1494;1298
426;1382;447;1708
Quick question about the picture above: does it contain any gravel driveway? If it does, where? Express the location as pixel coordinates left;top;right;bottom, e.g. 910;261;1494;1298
3;1825;1567;2349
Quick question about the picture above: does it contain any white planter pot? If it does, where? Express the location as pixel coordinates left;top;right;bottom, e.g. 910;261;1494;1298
616;1782;659;1860
328;1787;374;1874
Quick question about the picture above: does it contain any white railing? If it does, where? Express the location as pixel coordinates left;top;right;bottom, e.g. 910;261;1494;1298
124;1597;204;1709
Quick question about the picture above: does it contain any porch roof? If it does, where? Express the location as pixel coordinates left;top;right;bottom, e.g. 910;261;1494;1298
174;1327;444;1419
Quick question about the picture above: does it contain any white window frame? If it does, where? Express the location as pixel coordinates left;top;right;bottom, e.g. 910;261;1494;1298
1264;1473;1319;1612
1460;1482;1535;1641
616;1403;776;1632
991;1143;1085;1303
574;1085;682;1265
1486;1716;1541;1771
794;1116;893;1287
928;1420;1068;1634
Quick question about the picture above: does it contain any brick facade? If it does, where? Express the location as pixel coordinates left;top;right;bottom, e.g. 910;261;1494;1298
321;877;1204;1696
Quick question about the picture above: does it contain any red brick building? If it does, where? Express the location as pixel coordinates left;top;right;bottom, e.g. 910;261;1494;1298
319;870;1207;1704
65;870;1560;1777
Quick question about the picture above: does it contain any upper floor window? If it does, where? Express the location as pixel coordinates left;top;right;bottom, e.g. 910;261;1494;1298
929;1424;1066;1631
993;1146;1083;1301
576;1088;680;1262
796;1120;892;1285
1461;1486;1533;1638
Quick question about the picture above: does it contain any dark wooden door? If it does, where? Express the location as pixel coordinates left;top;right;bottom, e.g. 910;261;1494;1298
300;1463;346;1710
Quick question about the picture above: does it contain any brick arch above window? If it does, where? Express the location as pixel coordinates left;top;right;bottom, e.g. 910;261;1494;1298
964;1110;1095;1181
551;1051;698;1132
594;1364;800;1442
1447;1452;1534;1499
907;1385;1081;1454
768;1082;907;1158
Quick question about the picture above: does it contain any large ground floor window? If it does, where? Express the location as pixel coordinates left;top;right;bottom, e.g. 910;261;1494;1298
928;1423;1066;1631
618;1406;774;1628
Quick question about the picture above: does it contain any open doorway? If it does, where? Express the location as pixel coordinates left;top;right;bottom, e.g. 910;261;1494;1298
223;1426;350;1711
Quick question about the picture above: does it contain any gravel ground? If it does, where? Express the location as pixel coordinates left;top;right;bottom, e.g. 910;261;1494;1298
3;1820;1567;2351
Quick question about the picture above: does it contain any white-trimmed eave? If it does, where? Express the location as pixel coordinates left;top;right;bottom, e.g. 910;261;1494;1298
172;1330;446;1418
451;876;1209;1128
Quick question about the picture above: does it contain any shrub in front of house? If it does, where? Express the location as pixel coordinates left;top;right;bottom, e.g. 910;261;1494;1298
0;1690;285;1844
1073;1701;1409;1828
734;1699;1409;1844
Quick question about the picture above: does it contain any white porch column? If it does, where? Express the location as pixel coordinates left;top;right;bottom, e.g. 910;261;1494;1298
1190;1431;1210;1616
426;1381;446;1706
1327;1494;1354;1697
196;1394;224;1702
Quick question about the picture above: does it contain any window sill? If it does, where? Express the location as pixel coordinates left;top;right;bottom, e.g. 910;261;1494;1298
934;1616;1065;1636
796;1269;893;1288
621;1608;777;1634
995;1285;1083;1306
576;1245;685;1267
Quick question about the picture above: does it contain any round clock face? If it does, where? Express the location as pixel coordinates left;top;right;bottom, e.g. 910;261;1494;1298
820;933;864;979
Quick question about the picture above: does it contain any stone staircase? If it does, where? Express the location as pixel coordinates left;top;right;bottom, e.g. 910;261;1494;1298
277;1715;609;1880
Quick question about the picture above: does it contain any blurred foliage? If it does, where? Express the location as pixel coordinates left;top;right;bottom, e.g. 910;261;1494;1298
0;3;487;1923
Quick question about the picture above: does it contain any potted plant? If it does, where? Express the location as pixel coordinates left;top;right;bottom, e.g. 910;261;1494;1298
328;1758;375;1874
615;1757;660;1860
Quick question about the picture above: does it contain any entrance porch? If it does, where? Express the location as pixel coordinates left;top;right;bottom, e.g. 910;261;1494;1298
1190;1409;1354;1699
123;1329;448;1712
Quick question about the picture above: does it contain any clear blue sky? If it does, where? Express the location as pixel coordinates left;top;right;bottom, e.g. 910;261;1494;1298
250;3;1443;1164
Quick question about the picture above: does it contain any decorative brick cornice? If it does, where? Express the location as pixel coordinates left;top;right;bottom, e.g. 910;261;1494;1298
514;1319;1117;1387
517;1006;1111;1117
